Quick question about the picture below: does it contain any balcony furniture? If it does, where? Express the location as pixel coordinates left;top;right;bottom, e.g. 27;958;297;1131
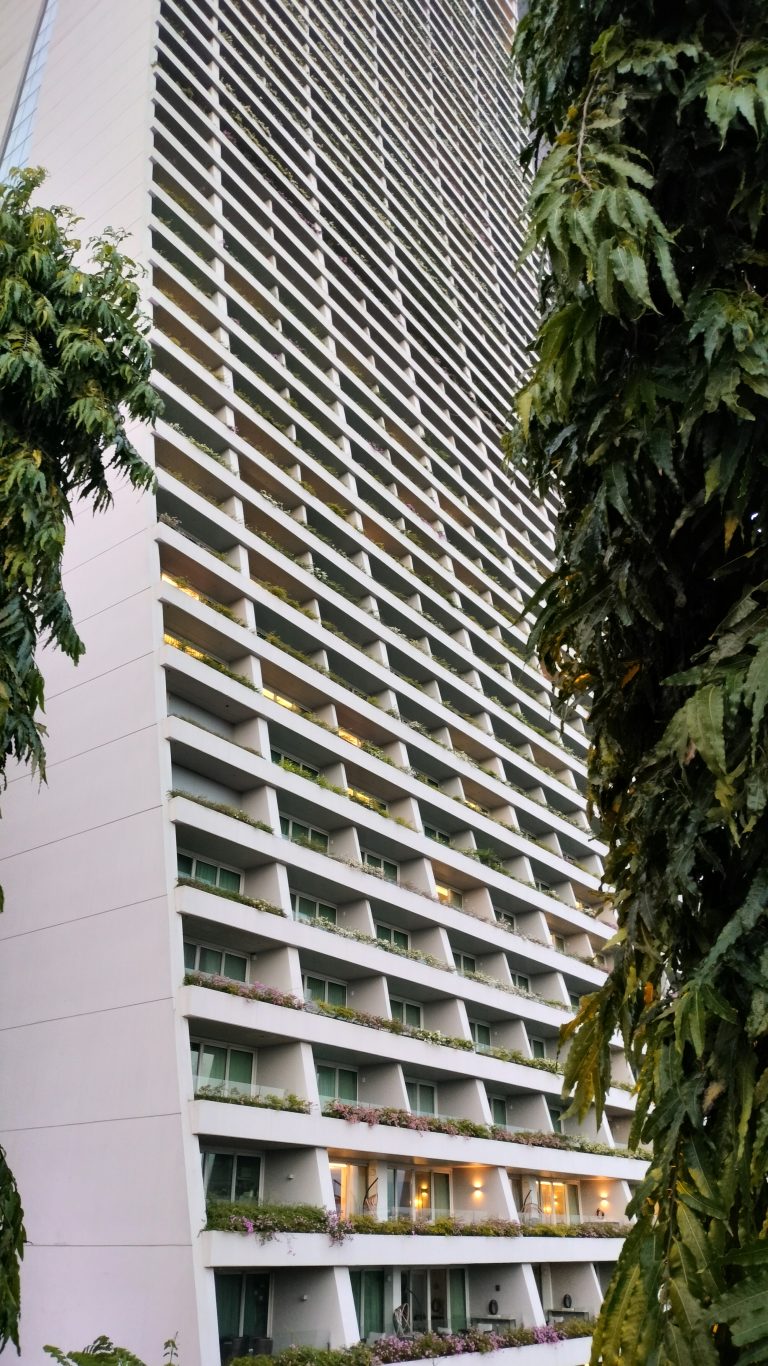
220;1335;272;1362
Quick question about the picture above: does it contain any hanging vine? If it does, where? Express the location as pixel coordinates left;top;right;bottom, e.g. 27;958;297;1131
508;3;768;1361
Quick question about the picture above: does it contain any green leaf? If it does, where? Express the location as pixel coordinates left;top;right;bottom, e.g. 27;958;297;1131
610;243;656;311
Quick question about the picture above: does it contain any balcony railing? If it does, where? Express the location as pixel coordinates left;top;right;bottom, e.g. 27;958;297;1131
194;1079;286;1102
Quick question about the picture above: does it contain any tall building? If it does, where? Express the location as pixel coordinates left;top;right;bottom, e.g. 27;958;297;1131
0;1;642;1362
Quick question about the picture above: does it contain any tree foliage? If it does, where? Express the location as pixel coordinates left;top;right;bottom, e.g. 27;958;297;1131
0;167;160;1352
0;166;159;831
509;3;768;1361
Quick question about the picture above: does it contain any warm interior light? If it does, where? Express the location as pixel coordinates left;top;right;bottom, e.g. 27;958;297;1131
164;632;205;660
263;686;301;713
162;571;202;601
338;727;363;747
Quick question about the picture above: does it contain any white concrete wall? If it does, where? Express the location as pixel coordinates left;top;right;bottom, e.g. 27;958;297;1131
0;1;208;1361
0;0;43;140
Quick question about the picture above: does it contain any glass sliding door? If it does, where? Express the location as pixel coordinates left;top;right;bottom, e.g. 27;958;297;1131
351;1269;385;1338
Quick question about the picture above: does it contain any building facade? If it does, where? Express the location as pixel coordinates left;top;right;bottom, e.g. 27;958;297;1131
0;1;640;1362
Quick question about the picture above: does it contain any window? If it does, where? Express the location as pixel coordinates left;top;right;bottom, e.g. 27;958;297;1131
464;798;489;816
530;1036;547;1060
190;1041;254;1098
391;997;422;1028
535;1179;581;1225
280;815;329;850
469;1019;492;1050
455;951;476;975
263;686;303;713
361;850;398;880
406;1078;436;1115
554;934;566;952
184;941;248;982
177;851;242;893
303;974;347;1007
338;727;363;748
316;1063;358;1102
435;883;463;909
387;1167;451;1220
569;991;582;1011
376;922;409;951
511;972;531;992
424;824;450;845
490;1095;507;1126
350;1269;385;1338
271;748;319;779
548;1104;564;1134
203;1151;262;1203
497;910;516;932
215;1271;270;1344
414;771;440;789
348;786;388;813
291;892;337;924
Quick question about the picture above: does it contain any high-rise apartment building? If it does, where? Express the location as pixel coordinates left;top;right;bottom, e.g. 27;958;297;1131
0;1;642;1362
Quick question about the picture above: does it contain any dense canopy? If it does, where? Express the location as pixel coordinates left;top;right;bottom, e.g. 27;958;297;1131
510;2;768;1361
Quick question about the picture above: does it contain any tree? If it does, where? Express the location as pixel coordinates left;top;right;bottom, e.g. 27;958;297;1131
509;4;768;1362
0;167;160;1353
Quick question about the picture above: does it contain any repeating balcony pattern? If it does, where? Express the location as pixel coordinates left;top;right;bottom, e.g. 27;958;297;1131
138;0;646;1358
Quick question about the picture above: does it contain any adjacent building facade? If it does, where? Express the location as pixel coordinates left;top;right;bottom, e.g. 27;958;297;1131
0;1;640;1361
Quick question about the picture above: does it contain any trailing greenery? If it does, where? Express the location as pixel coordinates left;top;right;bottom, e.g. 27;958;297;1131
0;167;161;1353
195;1086;309;1113
230;1320;597;1366
208;1198;628;1242
511;4;768;1363
176;876;283;916
186;971;562;1074
322;1099;648;1160
167;789;272;832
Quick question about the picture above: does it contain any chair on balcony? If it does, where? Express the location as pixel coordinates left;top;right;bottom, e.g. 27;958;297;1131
393;1303;413;1337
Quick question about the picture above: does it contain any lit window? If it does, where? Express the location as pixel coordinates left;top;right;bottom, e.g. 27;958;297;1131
338;727;363;747
347;786;388;813
263;687;303;713
435;883;463;909
164;632;206;660
161;571;202;600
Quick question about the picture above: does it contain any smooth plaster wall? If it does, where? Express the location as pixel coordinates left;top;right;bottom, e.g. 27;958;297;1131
0;1;208;1360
